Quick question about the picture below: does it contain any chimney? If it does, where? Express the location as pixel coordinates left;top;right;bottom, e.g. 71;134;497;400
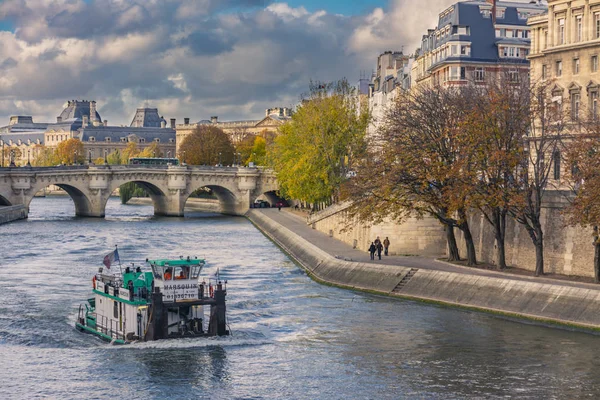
266;108;270;117
161;120;166;128
103;120;108;127
90;101;97;121
82;115;88;127
184;117;190;125
57;116;62;123
487;0;497;24
170;118;176;129
211;116;218;123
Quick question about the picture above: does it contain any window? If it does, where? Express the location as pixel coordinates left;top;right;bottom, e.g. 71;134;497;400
120;137;126;142
576;16;583;42
89;136;95;142
460;45;470;56
474;67;485;82
544;30;548;49
509;47;515;58
571;92;580;120
574;58;580;74
558;18;565;44
591;91;599;119
456;26;468;35
113;301;118;319
496;9;505;19
553;151;561;180
140;138;145;143
593;56;598;72
508;69;519;82
460;67;466;80
542;65;548;79
154;138;160;143
556;60;562;76
105;137;111;142
596;13;600;39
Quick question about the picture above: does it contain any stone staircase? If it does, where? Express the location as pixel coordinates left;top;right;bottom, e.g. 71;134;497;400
392;268;419;293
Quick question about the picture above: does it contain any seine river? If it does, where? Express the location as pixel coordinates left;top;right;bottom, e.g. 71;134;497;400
1;197;600;399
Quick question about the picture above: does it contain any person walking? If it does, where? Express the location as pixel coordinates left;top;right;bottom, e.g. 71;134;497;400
368;242;376;260
383;237;390;256
376;241;383;260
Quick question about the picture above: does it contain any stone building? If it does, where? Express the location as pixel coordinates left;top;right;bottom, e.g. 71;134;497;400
175;107;292;153
411;0;547;88
0;101;176;165
0;116;49;166
367;51;411;135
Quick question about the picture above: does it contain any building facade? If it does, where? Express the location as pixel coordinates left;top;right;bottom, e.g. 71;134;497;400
0;101;176;165
175;108;292;153
411;0;546;88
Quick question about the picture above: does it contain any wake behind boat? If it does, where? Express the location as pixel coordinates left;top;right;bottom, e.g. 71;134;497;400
76;250;229;344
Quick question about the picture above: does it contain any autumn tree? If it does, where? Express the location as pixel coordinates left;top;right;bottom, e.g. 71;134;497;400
56;138;84;165
270;79;369;205
248;136;267;166
458;74;531;269
139;142;163;159
564;107;600;281
235;133;257;165
509;80;566;276
121;141;141;162
2;147;22;166
32;146;59;167
178;125;235;166
345;84;479;265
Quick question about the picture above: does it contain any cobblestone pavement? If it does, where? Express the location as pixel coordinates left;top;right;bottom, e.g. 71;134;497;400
253;208;600;291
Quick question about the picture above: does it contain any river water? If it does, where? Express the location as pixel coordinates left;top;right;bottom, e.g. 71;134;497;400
1;197;600;399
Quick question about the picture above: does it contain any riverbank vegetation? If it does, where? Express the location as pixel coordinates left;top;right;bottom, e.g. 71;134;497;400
270;74;600;277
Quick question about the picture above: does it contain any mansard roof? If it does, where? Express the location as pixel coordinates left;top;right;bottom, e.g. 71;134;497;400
78;126;175;142
130;107;167;128
58;100;102;123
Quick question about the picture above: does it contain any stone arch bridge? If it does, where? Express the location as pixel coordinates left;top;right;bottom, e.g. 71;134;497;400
0;165;279;217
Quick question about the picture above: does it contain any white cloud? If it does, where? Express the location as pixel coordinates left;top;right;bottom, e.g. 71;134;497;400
0;0;480;125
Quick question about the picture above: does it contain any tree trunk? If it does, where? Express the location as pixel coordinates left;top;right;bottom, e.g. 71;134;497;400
595;242;600;284
494;209;507;270
534;230;544;277
462;223;477;267
446;225;460;262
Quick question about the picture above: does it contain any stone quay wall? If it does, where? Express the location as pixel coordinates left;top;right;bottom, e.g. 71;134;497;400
307;202;447;257
0;205;27;225
455;193;596;278
247;209;600;330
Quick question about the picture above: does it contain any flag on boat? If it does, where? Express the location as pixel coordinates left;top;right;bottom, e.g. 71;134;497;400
103;249;120;269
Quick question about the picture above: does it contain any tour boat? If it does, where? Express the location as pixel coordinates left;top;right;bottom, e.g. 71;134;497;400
75;256;229;344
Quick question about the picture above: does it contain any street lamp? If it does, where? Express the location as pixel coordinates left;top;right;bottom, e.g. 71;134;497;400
182;151;186;165
88;150;92;165
0;137;4;168
104;149;108;165
167;150;171;158
73;150;78;166
218;152;222;166
237;152;242;167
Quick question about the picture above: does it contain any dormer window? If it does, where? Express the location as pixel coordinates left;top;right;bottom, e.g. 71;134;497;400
154;138;160;143
169;138;174;143
496;9;505;19
140;138;146;143
120;137;127;142
105;137;111;142
89;136;95;142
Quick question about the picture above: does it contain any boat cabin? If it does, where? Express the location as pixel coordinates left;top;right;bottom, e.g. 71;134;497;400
147;258;206;302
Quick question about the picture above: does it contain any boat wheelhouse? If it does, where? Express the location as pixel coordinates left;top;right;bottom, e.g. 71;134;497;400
76;257;229;344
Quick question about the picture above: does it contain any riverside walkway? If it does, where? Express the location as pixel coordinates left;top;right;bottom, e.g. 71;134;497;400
254;208;600;292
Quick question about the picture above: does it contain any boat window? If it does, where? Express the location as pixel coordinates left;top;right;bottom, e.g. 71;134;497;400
190;266;201;279
151;265;164;280
113;301;118;318
163;267;173;281
174;266;189;280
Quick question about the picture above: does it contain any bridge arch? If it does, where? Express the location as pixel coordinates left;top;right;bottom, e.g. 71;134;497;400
0;194;12;206
27;183;94;217
105;180;170;217
184;184;241;215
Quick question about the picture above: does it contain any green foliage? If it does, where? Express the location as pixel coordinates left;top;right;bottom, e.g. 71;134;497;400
32;146;58;166
106;150;122;165
139;142;163;158
56;138;85;164
269;79;369;204
119;182;148;204
248;136;267;166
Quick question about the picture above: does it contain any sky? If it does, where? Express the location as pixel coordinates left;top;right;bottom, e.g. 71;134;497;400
0;0;531;126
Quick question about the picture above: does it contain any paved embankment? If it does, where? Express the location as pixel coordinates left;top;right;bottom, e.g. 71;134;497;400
247;209;600;331
0;205;27;225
